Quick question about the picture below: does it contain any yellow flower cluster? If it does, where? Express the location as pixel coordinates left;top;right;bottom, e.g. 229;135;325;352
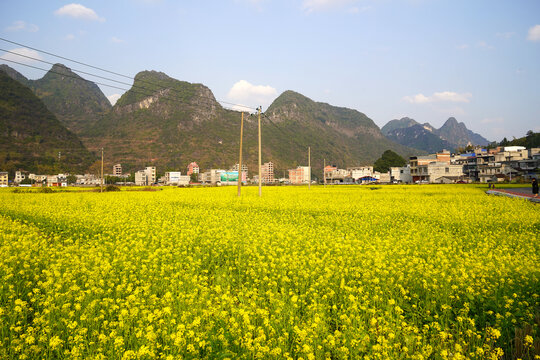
0;185;538;359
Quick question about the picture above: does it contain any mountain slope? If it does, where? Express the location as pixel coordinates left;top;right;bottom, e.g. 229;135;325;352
381;117;419;136
84;72;418;177
0;70;95;174
386;124;455;153
1;64;112;133
0;64;30;86
437;117;489;147
264;91;418;173
85;70;250;172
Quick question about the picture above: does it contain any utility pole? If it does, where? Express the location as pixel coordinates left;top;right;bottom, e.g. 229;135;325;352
323;158;326;187
258;106;262;197
100;148;104;193
237;112;244;197
308;146;311;190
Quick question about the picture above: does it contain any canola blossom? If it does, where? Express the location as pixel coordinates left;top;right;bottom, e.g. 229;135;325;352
0;185;539;359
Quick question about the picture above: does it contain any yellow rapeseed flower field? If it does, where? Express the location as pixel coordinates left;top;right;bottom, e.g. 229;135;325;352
0;185;538;359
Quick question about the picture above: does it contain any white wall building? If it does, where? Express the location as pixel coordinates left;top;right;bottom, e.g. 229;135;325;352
348;167;374;180
164;172;189;185
135;170;147;186
14;171;26;183
390;166;412;184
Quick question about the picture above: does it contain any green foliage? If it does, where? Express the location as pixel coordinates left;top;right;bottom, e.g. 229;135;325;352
20;177;33;185
27;64;111;132
0;71;96;174
105;184;120;192
373;150;406;173
39;187;55;193
66;175;77;184
499;131;540;148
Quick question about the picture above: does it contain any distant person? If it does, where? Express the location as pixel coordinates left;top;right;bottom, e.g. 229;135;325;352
533;178;539;198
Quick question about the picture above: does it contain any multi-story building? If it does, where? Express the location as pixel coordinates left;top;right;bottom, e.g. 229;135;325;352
0;172;8;187
14;171;26;184
477;163;514;183
390;166;412;184
452;146;538;182
135;170;147;186
29;174;47;184
261;162;275;184
76;174;100;186
46;174;67;187
288;166;310;184
231;163;248;179
164;171;182;185
144;166;156;185
164;171;190;186
113;164;122;176
324;165;349;183
348;166;374;181
187;162;199;176
415;162;464;183
200;169;225;184
410;151;451;182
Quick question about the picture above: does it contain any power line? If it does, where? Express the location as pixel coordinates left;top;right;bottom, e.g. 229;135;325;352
1;57;251;113
0;47;137;89
0;37;257;112
1;58;131;92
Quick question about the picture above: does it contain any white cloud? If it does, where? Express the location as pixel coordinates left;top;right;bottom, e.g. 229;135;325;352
227;80;277;111
107;94;122;105
5;20;39;32
54;4;105;21
403;91;472;104
455;44;469;50
64;34;76;41
0;48;43;64
302;0;359;13
110;36;124;43
527;24;540;42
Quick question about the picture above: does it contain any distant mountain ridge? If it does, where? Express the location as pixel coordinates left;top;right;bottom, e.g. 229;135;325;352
382;116;489;153
0;69;95;174
84;71;419;177
0;63;111;132
2;63;420;176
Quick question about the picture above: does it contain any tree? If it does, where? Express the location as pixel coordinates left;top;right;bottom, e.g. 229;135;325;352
66;174;77;184
190;173;198;183
373;150;406;173
20;177;33;185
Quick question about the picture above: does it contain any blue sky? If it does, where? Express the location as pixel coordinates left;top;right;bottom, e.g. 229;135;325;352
1;0;539;141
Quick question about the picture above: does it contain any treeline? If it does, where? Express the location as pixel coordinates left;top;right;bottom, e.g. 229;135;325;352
457;130;539;153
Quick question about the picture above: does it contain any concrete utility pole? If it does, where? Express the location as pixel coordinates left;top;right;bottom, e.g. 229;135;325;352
100;148;104;193
308;146;311;190
258;106;262;197
323;158;326;187
237;112;244;197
